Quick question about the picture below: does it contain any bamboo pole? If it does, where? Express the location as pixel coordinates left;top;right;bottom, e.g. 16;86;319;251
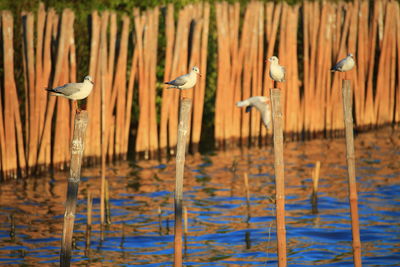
60;110;89;267
160;4;175;155
174;98;192;267
100;11;109;228
2;11;18;178
270;88;287;267
342;80;362;267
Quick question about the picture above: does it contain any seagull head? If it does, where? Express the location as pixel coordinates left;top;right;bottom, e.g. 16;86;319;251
347;53;354;58
84;76;94;85
267;56;279;64
192;66;201;77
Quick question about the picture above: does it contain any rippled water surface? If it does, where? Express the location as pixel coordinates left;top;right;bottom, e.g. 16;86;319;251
1;128;400;266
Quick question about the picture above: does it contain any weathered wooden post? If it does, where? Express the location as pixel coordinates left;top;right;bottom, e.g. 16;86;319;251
60;110;89;267
270;88;287;267
174;97;192;267
311;161;321;213
342;80;362;267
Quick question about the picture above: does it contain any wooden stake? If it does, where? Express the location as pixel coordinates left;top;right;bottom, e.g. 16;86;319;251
60;110;89;267
183;206;188;235
243;172;250;204
342;80;362;267
174;98;192;267
312;161;321;195
270;88;287;267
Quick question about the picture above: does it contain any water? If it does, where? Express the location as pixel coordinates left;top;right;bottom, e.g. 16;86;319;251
0;128;399;266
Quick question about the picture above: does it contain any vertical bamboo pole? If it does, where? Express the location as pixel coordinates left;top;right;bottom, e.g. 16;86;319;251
270;88;287;267
60;111;89;267
99;11;109;228
2;11;18;178
342;80;362;267
160;4;175;155
174;98;192;267
100;63;106;228
85;11;100;162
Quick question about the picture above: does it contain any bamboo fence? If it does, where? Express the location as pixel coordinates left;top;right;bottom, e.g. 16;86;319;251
0;0;399;179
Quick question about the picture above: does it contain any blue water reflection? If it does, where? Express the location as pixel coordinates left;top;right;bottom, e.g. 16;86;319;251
0;129;399;266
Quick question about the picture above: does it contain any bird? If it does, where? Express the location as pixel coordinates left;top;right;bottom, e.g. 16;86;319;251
236;96;271;129
268;56;285;82
46;75;94;100
331;53;355;72
164;66;201;90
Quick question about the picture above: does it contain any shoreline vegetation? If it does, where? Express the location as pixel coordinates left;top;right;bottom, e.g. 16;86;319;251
0;0;399;179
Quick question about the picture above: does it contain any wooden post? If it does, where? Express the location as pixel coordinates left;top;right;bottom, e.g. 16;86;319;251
60;110;89;267
341;80;362;267
312;161;321;195
174;98;192;267
270;88;287;267
311;161;320;214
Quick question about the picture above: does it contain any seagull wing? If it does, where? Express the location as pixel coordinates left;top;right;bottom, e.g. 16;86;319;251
331;58;346;71
252;98;271;129
53;83;82;96
166;73;189;87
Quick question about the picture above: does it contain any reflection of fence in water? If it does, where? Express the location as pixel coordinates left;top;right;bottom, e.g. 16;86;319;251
0;0;399;179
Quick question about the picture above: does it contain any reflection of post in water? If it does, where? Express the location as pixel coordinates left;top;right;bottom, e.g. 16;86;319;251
243;173;251;222
245;230;251;249
270;88;288;267
311;161;320;214
341;80;362;267
183;206;188;256
230;159;238;198
85;190;93;255
120;223;125;254
158;206;162;235
105;179;111;224
9;214;15;240
60;110;89;267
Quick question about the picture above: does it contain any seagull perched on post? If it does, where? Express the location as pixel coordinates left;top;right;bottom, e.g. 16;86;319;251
236;96;271;129
331;53;355;72
46;75;94;100
267;56;285;83
164;66;201;90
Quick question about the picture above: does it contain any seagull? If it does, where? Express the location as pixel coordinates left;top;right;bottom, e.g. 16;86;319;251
331;53;355;72
164;66;201;90
46;76;94;100
236;96;271;129
267;56;285;82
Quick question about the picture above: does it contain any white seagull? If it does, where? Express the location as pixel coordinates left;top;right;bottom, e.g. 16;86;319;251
46;76;94;100
164;66;201;90
268;56;285;82
331;53;355;72
236;96;271;129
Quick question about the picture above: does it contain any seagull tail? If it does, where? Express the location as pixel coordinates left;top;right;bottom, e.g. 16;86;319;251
45;88;62;96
